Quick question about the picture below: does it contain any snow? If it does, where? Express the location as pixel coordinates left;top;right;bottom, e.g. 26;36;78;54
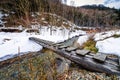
0;12;4;25
0;12;3;18
1;23;120;62
0;26;86;61
41;18;45;21
77;35;89;46
35;26;86;43
94;30;120;56
0;32;42;61
94;30;120;41
0;11;9;26
96;37;120;56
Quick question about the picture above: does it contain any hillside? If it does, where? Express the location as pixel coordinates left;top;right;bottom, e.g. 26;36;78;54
0;11;78;28
0;0;120;28
80;4;114;10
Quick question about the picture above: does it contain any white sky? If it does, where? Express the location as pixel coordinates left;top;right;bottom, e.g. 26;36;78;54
63;0;120;9
66;0;104;6
105;1;120;9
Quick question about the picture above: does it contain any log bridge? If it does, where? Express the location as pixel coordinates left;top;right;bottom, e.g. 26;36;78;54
29;35;120;75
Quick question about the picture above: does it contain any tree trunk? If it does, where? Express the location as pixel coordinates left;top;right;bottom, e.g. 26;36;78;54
24;12;30;27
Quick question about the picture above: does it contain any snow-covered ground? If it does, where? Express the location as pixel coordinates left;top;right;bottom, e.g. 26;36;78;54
36;26;86;42
0;14;120;61
77;35;89;46
77;30;120;56
96;37;120;56
95;30;120;56
0;32;42;61
0;26;86;61
94;30;120;41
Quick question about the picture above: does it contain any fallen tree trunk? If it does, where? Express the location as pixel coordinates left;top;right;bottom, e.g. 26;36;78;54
29;37;120;75
51;49;120;75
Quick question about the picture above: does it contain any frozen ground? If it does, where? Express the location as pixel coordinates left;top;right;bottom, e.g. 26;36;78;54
96;37;120;56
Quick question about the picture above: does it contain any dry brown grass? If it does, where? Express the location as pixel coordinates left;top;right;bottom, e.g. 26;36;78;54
0;49;60;80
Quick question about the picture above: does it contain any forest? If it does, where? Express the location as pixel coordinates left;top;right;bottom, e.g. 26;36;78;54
0;0;120;28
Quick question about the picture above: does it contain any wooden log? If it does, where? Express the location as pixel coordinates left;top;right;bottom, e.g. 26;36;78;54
58;35;80;48
118;57;120;65
59;45;69;49
51;48;120;75
106;57;118;63
66;47;77;52
61;48;65;51
93;53;107;62
55;43;62;46
85;54;93;58
29;37;120;75
29;37;54;46
76;49;90;56
71;51;76;55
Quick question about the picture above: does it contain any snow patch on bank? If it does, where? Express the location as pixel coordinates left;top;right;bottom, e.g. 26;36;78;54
94;30;120;41
96;37;120;56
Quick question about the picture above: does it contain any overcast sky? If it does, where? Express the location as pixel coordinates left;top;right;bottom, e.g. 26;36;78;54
63;0;120;9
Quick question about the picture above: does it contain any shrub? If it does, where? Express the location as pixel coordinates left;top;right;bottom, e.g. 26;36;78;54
112;34;120;38
83;39;98;53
